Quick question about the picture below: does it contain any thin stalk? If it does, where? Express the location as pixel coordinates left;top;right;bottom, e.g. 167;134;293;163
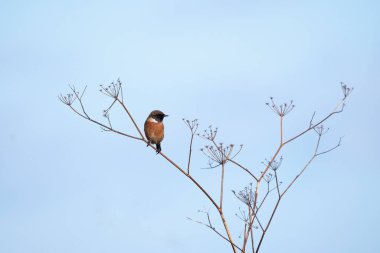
116;98;145;140
220;161;225;209
187;133;194;174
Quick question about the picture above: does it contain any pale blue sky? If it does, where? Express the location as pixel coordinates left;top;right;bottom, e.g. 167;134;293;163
0;1;379;252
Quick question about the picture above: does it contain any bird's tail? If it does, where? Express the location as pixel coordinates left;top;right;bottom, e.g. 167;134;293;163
156;143;161;153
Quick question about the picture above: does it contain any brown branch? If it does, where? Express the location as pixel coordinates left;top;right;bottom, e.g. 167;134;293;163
157;150;220;210
258;145;283;182
187;133;195;174
68;105;142;141
254;215;264;232
228;159;258;181
116;97;145;140
219;211;237;253
316;137;342;156
280;115;283;144
256;183;270;212
274;171;281;198
255;198;281;253
282;156;316;198
220;161;226;209
281;135;341;197
218;147;237;252
184;119;198;175
283;106;344;145
250;227;255;253
246;202;255;253
220;146;233;210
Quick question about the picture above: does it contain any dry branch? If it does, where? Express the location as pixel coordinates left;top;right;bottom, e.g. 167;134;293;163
60;81;352;253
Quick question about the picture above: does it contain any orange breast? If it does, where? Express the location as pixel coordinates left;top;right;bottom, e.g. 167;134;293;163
144;120;164;144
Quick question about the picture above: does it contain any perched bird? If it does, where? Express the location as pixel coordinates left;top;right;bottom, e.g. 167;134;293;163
144;110;168;153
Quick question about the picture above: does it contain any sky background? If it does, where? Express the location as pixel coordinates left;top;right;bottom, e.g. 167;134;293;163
1;0;379;252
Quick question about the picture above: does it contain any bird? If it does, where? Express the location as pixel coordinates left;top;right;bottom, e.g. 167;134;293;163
144;110;168;153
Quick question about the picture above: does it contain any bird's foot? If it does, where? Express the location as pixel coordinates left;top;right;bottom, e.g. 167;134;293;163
156;143;161;154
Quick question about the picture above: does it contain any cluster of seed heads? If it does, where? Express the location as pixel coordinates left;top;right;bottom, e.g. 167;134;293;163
100;79;123;99
183;118;199;134
59;93;76;105
58;85;84;105
262;156;283;172
201;143;234;165
263;172;283;187
266;97;295;117
198;125;218;141
232;183;255;207
264;173;274;183
341;82;353;99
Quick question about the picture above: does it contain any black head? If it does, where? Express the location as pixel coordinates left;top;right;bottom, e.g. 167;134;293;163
149;110;168;122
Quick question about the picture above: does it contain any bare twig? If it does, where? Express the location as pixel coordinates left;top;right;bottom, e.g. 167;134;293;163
228;159;258;181
184;119;199;174
220;161;226;209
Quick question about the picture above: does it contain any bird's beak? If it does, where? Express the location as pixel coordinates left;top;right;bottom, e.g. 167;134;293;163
164;114;169;117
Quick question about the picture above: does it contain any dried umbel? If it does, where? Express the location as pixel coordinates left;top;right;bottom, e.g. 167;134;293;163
266;97;295;117
262;156;283;172
232;183;255;207
183;118;199;134
341;82;353;99
99;79;123;100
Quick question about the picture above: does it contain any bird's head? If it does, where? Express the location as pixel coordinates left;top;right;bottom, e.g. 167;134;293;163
149;110;168;122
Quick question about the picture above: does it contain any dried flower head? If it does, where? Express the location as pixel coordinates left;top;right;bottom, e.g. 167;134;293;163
232;184;255;207
266;97;295;117
201;143;234;165
262;156;283;171
58;93;76;106
341;82;353;99
100;79;123;100
183;118;199;134
199;125;218;141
